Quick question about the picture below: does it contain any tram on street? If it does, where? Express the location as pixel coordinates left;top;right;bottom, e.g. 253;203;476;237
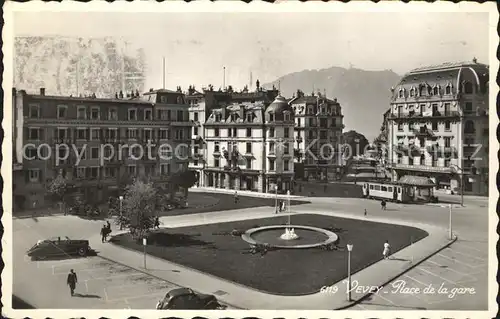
362;179;438;204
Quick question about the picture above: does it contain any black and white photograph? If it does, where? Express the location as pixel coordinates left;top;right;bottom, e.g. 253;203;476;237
2;1;497;318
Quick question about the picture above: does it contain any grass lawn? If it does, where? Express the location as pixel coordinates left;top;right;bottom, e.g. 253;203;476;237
111;214;428;295
160;192;311;217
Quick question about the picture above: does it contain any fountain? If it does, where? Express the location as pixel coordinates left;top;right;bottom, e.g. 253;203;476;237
280;190;299;240
280;227;299;240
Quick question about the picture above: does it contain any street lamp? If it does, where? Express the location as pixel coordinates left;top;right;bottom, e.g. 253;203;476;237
448;204;453;240
119;195;124;230
353;138;360;185
274;183;278;214
346;243;354;301
287;190;291;225
450;164;464;207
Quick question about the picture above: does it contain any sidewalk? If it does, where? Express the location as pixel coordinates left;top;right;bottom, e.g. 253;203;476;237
95;208;453;310
191;187;305;199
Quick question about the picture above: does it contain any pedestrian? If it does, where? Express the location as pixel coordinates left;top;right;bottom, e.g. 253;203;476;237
381;200;386;210
364;208;367;216
100;225;107;243
383;240;391;259
154;216;160;229
234;191;239;204
281;200;286;212
67;269;78;296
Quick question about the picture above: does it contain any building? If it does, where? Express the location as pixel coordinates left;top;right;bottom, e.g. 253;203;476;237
186;85;206;186
14;87;192;209
374;108;391;167
289;90;345;181
203;82;295;193
387;59;489;195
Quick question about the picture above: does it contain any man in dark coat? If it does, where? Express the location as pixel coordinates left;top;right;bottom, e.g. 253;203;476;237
67;269;77;296
100;225;107;243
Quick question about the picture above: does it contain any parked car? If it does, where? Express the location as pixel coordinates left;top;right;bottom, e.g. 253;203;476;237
26;236;91;260
156;288;226;310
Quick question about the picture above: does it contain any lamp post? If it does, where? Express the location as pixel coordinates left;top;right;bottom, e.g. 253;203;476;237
274;183;278;214
287;190;291;225
450;164;464;207
119;195;124;230
448;203;453;240
354;138;360;185
346;244;353;301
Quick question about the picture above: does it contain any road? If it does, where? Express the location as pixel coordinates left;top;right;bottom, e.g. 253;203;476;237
11;194;490;310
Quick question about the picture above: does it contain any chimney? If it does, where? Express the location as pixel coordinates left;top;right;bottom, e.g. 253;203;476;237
40;88;45;96
149;88;154;92
119;91;124;99
239;105;245;119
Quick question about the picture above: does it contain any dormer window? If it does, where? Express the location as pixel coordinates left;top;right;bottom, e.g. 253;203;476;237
230;114;238;122
269;113;275;122
128;109;137;121
445;84;452;95
284;112;291;121
246;113;253;122
57;105;67;119
160;96;167;103
215;114;222;122
433;86;439;95
398;89;404;98
308;106;314;114
409;88;415;97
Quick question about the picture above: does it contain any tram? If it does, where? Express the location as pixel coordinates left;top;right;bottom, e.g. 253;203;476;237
362;182;411;203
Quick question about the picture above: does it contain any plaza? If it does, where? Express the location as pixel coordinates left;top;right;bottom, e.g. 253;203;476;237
11;189;489;310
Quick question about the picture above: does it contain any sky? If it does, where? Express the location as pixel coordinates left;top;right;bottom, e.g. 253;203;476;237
13;11;491;91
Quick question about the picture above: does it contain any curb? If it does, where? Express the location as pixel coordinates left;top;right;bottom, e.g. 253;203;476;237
335;235;459;310
96;253;244;310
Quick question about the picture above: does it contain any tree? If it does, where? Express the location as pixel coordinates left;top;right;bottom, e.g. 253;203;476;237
169;170;197;199
46;173;70;212
121;179;158;238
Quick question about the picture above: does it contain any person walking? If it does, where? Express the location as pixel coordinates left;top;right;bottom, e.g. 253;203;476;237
381;200;387;210
154;216;160;229
382;240;391;259
234;191;239;204
67;269;78;296
364;208;367;216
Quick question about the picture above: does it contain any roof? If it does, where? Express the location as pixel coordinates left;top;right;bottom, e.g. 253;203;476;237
27;93;154;105
398;175;436;187
290;95;338;105
266;95;293;114
143;89;181;95
409;61;488;73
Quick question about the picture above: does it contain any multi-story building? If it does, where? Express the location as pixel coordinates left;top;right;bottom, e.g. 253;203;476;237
203;83;294;193
289;90;345;181
374;108;391;167
387;59;489;195
186;85;206;186
14;87;192;209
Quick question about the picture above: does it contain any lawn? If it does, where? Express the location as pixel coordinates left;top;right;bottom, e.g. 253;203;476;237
159;192;311;217
110;214;428;295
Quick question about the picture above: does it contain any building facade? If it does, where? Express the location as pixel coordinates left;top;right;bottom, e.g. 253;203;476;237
387;60;489;195
186;86;206;186
289;90;345;181
14;87;192;209
203;83;294;193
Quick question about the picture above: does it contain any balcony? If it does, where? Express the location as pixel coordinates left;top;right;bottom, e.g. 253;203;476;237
393;163;452;173
414;127;436;138
389;111;460;121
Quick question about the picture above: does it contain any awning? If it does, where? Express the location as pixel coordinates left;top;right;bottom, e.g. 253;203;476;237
397;175;436;187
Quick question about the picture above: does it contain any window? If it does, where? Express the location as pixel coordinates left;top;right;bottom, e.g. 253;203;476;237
398;90;404;98
128;109;137;121
320;130;327;139
246;142;252;154
420;154;425;165
445;158;451;167
160;164;170;175
28;169;40;182
410;88;415;97
215;113;222;122
269;113;275;122
284;128;289;138
77;128;86;140
284;160;289;171
374;185;381;191
108;108;117;120
388;186;393;192
28;128;40;140
246;128;252;137
29;104;40;118
445;121;451;131
308;118;314;126
464;82;474;94
269;159;275;171
77;106;86;119
398;123;403;131
214;158;220;167
444;137;451;147
90;107;100;120
194;112;199;121
175;129;184;140
57;105;67;119
144;109;153;121
269;142;275;153
127;165;137;176
284;144;290;155
381;186;387;192
409;157;413;165
193;127;198;136
103;167;116;178
397;153;402;164
409;122;415;131
91;128;100;140
284;113;290;121
445;85;451;95
127;129;138;139
76;167;86;178
144;129;152;141
465;102;473;113
90;167;99;179
90;147;99;159
227;128;232;137
246;158;252;169
246;113;253;122
159;129;168;140
214;142;220;153
214;128;220;137
269;128;275;137
431;122;438;131
230;114;237;122
176;110;184;121
433;87;439;95
297;118;301;127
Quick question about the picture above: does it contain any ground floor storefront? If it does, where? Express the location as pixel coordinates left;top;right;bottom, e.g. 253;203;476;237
300;165;345;182
203;170;294;193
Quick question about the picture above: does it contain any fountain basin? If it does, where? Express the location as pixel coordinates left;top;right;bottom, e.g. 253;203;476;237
241;225;338;249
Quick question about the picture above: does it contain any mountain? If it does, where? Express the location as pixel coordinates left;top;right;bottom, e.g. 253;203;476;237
264;66;401;141
14;36;146;98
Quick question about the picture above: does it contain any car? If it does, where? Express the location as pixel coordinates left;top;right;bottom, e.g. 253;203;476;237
156;288;226;310
26;236;91;260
